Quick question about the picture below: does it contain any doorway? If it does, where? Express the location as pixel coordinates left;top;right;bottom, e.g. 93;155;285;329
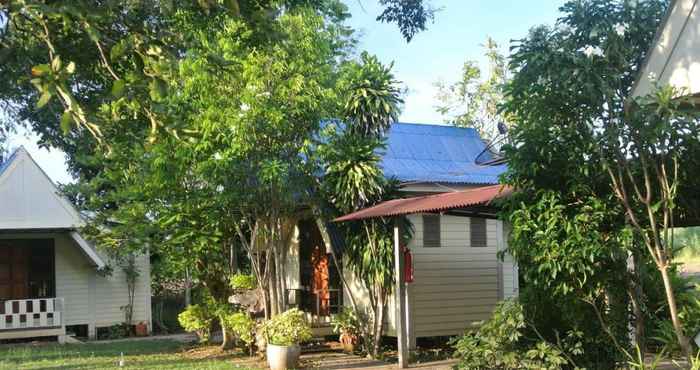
0;239;55;301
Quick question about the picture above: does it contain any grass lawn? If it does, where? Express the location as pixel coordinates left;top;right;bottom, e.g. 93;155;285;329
0;339;261;370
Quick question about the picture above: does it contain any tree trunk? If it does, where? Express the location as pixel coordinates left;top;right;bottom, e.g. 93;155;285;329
220;314;235;350
628;250;645;355
659;264;692;359
185;267;192;307
372;291;385;358
230;239;238;275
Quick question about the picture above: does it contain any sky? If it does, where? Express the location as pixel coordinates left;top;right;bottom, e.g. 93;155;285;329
5;0;565;184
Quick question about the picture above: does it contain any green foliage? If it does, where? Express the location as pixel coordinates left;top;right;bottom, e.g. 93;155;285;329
229;274;256;291
435;37;509;140
508;191;629;296
319;125;387;213
452;300;577;370
674;227;700;260
330;307;360;337
499;0;700;362
178;304;214;343
261;308;312;346
221;311;256;346
341;52;403;139
375;0;434;42
649;271;700;353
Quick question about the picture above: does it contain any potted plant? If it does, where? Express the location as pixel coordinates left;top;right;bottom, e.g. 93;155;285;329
261;308;312;370
330;308;360;353
134;321;149;337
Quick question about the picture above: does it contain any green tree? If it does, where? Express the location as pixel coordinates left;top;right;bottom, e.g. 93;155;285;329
503;0;700;361
0;0;431;152
435;37;509;141
64;3;355;349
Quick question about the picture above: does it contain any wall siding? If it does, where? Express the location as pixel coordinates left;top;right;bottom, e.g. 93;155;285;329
55;234;92;325
336;214;518;340
93;252;151;327
402;214;517;338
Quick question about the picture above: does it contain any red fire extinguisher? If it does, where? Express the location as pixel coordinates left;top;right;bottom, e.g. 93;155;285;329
402;245;413;283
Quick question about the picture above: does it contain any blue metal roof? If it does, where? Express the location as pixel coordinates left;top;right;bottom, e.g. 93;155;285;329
380;123;506;185
0;147;19;178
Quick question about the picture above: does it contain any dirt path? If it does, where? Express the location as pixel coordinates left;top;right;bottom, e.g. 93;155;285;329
299;352;457;369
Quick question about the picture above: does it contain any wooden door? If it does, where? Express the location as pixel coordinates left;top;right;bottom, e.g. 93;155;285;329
0;246;29;300
311;244;330;316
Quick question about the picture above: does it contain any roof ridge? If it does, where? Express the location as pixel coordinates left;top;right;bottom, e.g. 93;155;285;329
0;146;22;178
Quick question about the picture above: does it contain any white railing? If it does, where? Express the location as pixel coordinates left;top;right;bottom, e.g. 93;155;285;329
0;298;64;331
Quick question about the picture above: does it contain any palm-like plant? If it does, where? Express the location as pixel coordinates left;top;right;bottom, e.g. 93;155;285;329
343;52;403;139
318;53;405;358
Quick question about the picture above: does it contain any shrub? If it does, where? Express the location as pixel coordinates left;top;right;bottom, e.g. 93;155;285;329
178;304;213;343
452;300;579;370
222;311;256;346
331;307;360;344
261;308;312;346
230;273;256;290
98;323;130;340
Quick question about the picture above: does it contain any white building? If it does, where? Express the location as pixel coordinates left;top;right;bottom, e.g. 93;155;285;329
284;123;517;349
0;147;151;342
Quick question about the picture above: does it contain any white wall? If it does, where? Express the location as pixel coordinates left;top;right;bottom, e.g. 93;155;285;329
93;251;151;329
633;0;700;99
55;234;92;326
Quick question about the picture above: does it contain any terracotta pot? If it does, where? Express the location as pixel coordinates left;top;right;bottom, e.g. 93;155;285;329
266;343;301;370
134;322;148;337
339;332;357;353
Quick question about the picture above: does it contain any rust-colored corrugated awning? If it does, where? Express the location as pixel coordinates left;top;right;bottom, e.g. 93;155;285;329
334;184;513;222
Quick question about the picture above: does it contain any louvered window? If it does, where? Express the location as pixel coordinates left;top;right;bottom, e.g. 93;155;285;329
423;214;440;248
470;218;487;248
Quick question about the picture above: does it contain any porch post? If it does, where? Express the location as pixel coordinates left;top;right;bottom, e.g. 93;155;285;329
394;218;408;368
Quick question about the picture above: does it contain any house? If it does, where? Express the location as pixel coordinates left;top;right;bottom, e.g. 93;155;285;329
631;0;700;100
285;123;517;345
0;147;152;342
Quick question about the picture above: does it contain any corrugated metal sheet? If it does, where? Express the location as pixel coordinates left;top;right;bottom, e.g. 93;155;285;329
334;185;513;222
381;123;506;185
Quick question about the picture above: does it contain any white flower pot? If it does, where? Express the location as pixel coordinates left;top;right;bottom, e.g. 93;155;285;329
266;343;301;370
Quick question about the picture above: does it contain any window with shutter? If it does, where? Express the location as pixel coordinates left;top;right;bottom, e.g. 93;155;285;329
470;218;487;248
422;214;440;248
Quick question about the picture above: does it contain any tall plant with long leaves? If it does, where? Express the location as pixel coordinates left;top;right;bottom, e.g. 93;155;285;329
318;54;406;358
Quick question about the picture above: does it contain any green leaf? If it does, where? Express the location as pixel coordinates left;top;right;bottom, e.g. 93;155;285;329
149;79;167;101
31;64;50;77
60;111;73;134
112;80;126;98
110;41;127;61
36;91;52;109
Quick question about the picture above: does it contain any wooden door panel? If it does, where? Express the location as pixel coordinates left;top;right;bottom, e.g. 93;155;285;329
0;246;29;300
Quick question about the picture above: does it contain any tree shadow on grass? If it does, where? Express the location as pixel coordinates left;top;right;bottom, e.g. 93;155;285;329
0;340;261;369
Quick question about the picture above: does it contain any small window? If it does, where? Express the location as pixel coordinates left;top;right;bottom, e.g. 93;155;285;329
423;214;441;248
470;218;487;248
